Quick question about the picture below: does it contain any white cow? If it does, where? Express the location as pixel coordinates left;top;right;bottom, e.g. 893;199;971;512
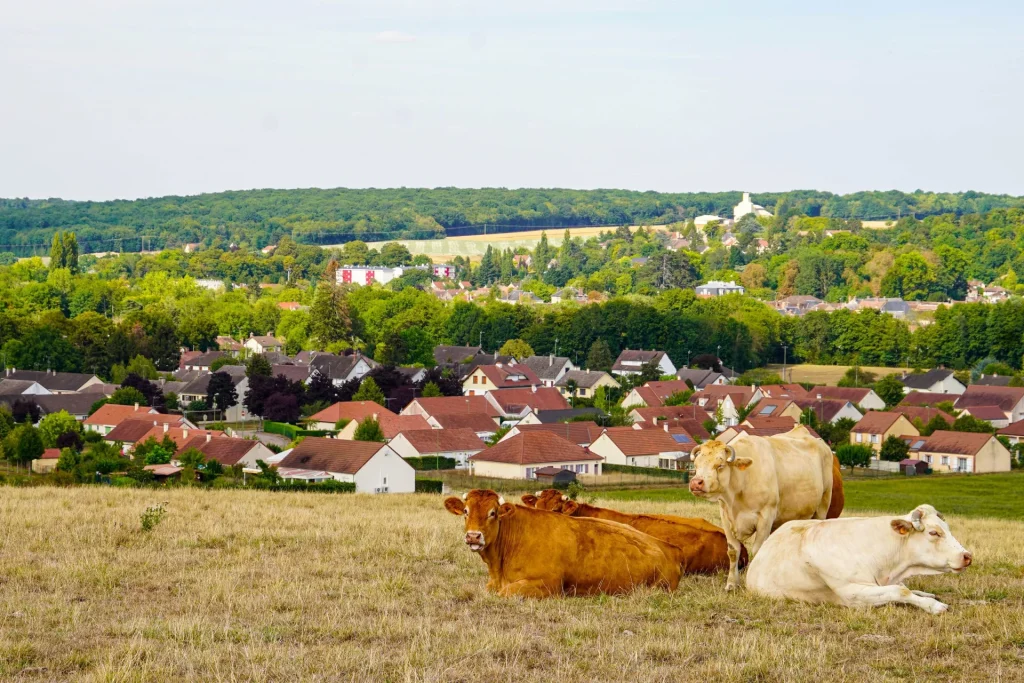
688;426;833;590
746;504;972;614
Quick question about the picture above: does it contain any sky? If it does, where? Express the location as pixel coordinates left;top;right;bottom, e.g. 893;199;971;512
2;0;1023;200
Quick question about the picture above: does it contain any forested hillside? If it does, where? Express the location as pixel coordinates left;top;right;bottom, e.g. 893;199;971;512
2;187;1022;256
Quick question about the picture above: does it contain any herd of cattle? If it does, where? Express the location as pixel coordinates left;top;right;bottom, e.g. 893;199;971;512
445;426;973;614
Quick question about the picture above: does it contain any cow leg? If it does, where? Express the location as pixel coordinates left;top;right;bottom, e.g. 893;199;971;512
746;512;775;560
832;583;949;615
497;579;552;599
911;590;937;599
721;524;744;591
814;487;832;520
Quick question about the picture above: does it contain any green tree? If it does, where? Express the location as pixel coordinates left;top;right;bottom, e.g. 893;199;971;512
206;371;239;413
63;232;80;274
837;366;877;388
49;231;66;270
178;447;206;469
874;374;906;408
420;381;442;398
498;338;534;359
246;353;273;378
879;434;910;462
880;253;935;301
5;424;44;465
125;355;158;380
586;339;614;372
37;410;82;448
109;386;147;406
352;377;386;406
309;283;351;349
836;443;872;471
920;413;950;436
951;414;995;433
353;417;386;442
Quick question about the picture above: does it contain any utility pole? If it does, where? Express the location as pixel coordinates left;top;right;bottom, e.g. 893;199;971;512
479;330;483;351
782;344;788;383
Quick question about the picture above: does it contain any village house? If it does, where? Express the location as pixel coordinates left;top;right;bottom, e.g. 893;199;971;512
462;363;541;395
588;428;690;469
674;367;730;389
695;281;745;297
611;350;676;377
244;333;284;355
997;419;1024;445
181;351;229;373
892;405;954;429
793;397;863;425
957;405;1011;429
176;366;249;422
747;397;804;422
632;416;711;442
335;412;433;441
308;352;377;386
899;369;966;395
0;378;51;397
900;391;957;408
483;387;571;421
2;369;103;394
468;431;603;480
554;369;620;400
514;407;608;425
741;415;798;431
621;379;696;410
31;448;61;474
276;438;415;493
387;428;486;468
401;395;501;421
306;401;397;431
426;412;500;440
691;385;764;426
517;355;575;387
176;435;275;470
775;295;823;316
954;386;1024;424
850;411;919;452
628;404;712;425
812;386;886;411
85;404;188;436
502;421;606;448
909;431;1011;474
26;393;98;421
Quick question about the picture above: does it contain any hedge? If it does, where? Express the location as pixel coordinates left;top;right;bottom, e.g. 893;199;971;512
415;479;444;493
263;421;299;439
405;456;458;470
603;463;689;481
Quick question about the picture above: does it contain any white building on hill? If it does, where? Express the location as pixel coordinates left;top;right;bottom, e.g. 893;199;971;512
733;192;773;220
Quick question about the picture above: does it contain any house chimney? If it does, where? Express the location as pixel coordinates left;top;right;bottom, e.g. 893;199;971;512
182;429;188;440
664;423;669;433
206;433;212;443
134;402;139;411
163;423;169;433
549;353;553;366
532;385;537;393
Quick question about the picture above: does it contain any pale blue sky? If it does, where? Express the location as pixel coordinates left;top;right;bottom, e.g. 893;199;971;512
2;1;1022;200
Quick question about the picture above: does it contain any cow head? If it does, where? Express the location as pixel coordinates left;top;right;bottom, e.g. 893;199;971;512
444;489;516;552
521;489;578;514
688;440;752;499
890;505;972;574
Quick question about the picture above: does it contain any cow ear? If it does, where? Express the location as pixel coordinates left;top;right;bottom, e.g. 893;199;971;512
891;519;914;535
562;500;580;515
444;497;466;516
498;502;516;517
731;457;753;470
520;494;538;507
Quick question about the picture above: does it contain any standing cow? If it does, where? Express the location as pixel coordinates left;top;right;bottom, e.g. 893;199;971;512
689;426;833;590
445;489;685;597
521;489;743;574
746;505;972;614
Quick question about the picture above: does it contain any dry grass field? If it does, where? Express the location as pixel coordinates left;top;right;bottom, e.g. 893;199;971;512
1;487;1023;682
766;364;911;385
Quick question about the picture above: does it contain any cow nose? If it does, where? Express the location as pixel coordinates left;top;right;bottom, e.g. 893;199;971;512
465;531;483;545
962;552;973;567
689;477;704;491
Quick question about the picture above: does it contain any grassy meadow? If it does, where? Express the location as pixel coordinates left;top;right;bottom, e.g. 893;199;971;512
1;482;1023;682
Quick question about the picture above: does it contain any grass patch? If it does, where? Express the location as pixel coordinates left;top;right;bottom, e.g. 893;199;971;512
0;485;1021;681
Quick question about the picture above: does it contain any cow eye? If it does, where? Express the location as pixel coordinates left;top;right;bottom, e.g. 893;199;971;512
488;510;496;518
929;530;941;537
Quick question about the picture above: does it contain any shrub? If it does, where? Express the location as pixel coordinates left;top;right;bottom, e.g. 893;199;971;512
836;443;873;470
415;479;444;493
140;502;168;532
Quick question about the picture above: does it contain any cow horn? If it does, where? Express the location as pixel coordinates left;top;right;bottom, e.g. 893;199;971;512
461;493;467;501
725;445;737;463
562;495;568;501
497;496;505;506
911;508;925;531
535;491;543;497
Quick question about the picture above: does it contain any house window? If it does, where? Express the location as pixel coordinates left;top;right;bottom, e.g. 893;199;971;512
473;376;478;384
382;476;388;486
526;467;534;479
855;433;863;443
941;456;949;466
957;457;968;472
870;434;879;444
924;455;932;464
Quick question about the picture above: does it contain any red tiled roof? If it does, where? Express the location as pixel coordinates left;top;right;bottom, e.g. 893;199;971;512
960;405;1008;420
134;426;223;450
408;396;501;418
176;436;261;466
900;391;956;408
913;430;996;456
374;413;432;440
393;428;486;454
642;380;693;402
892;406;954;426
40;448;61;460
630;405;712;424
430;412;499;432
850;411;904;434
632;417;711;441
308;401;396;424
277;437;385;474
516;421;606;446
955;386;1024;412
473;364;540;389
745;415;798;430
596;427;686;455
792;398;855;422
84;404;157;427
487;387;570;413
469;431;601;465
998;419;1024;437
812;386;873;403
758;385;808;399
630;386;663;407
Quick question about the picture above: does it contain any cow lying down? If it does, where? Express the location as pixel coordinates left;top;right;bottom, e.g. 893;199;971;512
746;505;972;614
445;489;686;597
520;489;744;574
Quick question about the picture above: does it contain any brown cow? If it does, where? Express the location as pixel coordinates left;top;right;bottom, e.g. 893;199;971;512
521;489;743;574
445;489;684;597
828;455;845;519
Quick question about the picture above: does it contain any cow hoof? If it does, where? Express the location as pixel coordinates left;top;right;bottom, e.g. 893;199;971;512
926;601;949;615
725;582;739;592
